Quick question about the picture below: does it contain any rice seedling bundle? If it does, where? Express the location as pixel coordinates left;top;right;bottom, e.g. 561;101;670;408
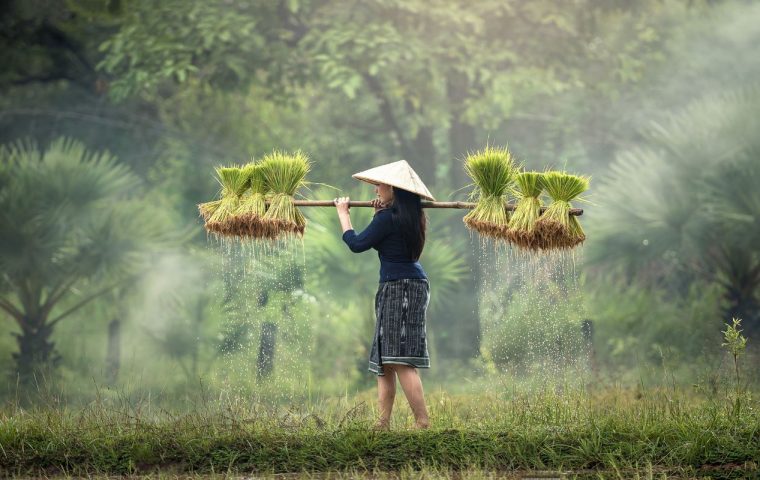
198;199;220;223
535;171;589;249
202;165;250;236
232;162;271;238
462;146;518;240
259;150;311;238
507;172;544;250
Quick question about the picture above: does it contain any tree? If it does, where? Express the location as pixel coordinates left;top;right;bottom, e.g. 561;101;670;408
0;0;116;92
588;88;760;338
98;0;671;185
96;0;677;360
0;137;177;383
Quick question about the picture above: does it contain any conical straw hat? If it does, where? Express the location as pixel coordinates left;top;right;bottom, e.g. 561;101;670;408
352;159;435;201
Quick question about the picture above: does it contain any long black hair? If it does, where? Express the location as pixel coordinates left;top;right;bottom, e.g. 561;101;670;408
390;187;427;260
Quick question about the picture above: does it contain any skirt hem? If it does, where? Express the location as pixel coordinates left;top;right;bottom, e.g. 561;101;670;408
369;358;430;376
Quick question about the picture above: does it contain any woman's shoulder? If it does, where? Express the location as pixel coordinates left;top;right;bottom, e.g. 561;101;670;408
372;208;395;230
373;207;393;219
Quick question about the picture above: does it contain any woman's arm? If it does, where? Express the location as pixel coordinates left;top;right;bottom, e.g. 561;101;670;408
335;196;390;253
334;196;353;233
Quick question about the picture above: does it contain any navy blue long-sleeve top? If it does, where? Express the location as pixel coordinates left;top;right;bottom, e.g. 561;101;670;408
341;208;428;283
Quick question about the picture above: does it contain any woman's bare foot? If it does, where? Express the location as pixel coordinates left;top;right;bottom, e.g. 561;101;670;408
372;418;390;431
413;418;430;430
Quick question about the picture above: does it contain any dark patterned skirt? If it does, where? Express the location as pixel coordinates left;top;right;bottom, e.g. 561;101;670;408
369;278;430;376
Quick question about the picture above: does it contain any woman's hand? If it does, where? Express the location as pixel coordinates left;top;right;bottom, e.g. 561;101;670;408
334;197;353;233
334;196;350;216
370;198;389;213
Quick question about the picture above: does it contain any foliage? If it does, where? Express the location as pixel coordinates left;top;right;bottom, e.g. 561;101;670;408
722;317;749;415
585;275;725;384
147;85;341;240
0;1;115;91
587;88;760;337
0;137;179;380
722;318;748;359
2;0;759;398
96;0;674;187
479;263;585;373
2;388;760;476
195;239;360;397
134;250;223;383
97;1;294;100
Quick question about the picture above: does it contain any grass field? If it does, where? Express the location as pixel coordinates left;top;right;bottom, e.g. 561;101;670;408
1;384;758;479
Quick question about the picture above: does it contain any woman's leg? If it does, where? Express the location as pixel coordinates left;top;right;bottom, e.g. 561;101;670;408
394;365;430;428
376;365;396;428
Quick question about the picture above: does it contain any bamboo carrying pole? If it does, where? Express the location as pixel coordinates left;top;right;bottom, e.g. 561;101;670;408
287;200;584;216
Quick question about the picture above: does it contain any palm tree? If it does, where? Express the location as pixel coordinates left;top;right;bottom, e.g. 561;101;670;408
0;137;177;384
588;88;760;337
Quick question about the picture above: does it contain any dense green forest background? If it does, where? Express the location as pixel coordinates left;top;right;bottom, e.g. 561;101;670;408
1;0;759;404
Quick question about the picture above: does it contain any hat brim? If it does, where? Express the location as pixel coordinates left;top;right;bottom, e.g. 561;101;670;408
353;175;436;201
351;159;436;201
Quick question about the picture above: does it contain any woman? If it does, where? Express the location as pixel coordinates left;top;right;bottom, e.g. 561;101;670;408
333;160;435;430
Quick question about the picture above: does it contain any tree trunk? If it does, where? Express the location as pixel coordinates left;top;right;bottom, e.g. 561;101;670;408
581;319;598;384
362;73;438;188
446;71;478;194
256;321;278;381
449;121;477;187
12;316;61;385
446;119;482;359
442;71;482;359
411;126;437;187
106;317;121;385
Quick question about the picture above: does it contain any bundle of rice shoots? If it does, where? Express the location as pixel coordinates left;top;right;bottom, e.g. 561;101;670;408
462;146;518;240
259;150;311;238
204;165;250;236
535;171;589;249
232;162;271;238
508;171;544;250
198;199;220;222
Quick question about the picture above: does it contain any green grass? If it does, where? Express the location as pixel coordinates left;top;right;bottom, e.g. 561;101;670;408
1;387;758;478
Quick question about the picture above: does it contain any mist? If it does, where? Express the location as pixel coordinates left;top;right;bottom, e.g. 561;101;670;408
1;0;758;411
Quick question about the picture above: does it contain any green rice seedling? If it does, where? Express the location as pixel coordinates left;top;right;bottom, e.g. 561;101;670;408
507;171;544;250
259;150;311;239
232;162;271;238
204;165;250;237
197;199;220;222
462;146;518;240
535;171;589;249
